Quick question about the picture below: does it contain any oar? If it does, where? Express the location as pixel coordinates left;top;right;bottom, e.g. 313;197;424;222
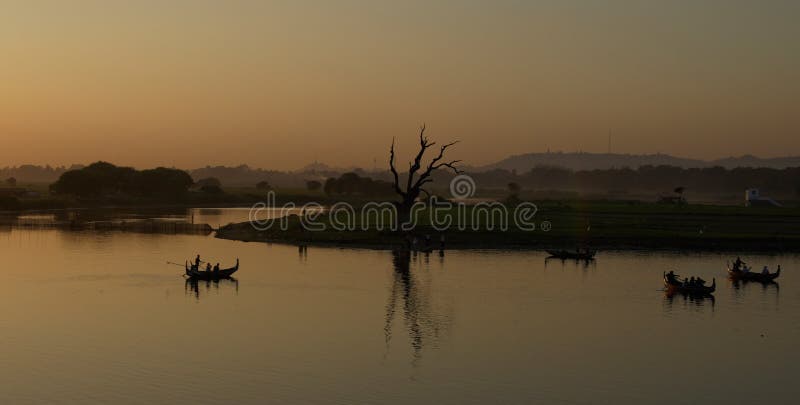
167;261;187;267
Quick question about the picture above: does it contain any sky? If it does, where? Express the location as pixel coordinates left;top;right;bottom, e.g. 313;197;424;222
1;0;798;170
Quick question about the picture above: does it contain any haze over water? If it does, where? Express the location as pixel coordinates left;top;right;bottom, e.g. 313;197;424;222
1;209;797;404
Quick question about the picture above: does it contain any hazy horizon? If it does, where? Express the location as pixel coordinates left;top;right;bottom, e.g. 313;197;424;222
2;1;798;170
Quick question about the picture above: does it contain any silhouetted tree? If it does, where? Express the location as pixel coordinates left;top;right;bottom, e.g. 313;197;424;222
389;125;461;225
5;177;16;187
323;172;393;197
134;167;194;197
50;162;192;199
196;177;221;188
200;184;223;194
0;196;20;210
256;180;271;190
306;180;322;192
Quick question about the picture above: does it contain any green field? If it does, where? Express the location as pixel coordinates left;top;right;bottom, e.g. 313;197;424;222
216;200;800;252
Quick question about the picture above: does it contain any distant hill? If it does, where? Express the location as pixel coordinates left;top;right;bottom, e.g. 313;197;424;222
709;155;800;169
477;152;800;172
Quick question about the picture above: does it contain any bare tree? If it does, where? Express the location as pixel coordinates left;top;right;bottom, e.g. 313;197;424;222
389;124;461;225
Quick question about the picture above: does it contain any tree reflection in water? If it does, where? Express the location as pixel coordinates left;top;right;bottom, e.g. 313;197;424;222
384;249;450;366
184;277;239;300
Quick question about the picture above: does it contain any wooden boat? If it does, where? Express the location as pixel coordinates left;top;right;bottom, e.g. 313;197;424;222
546;249;596;260
663;272;715;294
185;259;239;279
727;266;780;282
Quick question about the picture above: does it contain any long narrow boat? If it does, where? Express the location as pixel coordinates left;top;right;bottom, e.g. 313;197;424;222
546;249;596;260
663;272;716;294
185;259;239;279
727;266;780;282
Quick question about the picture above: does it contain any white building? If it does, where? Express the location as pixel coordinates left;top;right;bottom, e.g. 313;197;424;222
745;188;781;207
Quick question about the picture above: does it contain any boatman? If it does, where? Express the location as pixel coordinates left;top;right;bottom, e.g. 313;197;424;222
195;254;201;268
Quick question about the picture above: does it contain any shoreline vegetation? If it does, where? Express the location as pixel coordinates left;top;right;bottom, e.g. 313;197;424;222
216;200;800;253
4;160;800;252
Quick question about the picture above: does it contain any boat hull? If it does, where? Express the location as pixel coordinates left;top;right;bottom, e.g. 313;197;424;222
546;250;596;260
663;273;716;294
728;267;779;282
186;259;239;280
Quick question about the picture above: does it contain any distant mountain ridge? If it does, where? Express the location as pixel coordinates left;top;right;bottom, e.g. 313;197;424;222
477;152;800;172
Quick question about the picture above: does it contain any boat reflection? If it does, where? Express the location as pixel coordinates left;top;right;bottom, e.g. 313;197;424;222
731;278;779;292
544;255;596;271
384;249;450;366
185;277;239;300
729;278;780;305
663;289;716;310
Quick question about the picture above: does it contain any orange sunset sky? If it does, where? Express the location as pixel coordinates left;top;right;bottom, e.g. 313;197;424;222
1;0;798;170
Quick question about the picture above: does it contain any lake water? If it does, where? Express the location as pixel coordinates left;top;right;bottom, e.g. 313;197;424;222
1;209;798;404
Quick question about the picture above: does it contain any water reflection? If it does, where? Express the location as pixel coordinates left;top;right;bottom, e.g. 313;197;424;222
3;209;211;235
730;279;780;292
184;277;239;300
729;278;780;307
663;290;716;311
298;245;308;263
384;250;449;366
544;256;597;271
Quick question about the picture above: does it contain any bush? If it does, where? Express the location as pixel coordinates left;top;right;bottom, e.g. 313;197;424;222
0;196;20;210
50;161;193;199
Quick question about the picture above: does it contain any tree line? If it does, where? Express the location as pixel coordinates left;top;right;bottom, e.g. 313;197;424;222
463;165;800;198
50;162;194;198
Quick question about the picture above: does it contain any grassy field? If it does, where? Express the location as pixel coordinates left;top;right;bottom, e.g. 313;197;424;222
216;200;800;252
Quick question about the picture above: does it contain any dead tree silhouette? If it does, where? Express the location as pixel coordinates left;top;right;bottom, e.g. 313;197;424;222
389;124;462;226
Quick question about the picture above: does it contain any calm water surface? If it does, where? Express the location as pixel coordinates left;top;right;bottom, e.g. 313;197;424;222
1;209;798;404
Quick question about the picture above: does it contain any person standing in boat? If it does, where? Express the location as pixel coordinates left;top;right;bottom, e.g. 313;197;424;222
195;255;201;269
205;263;212;272
213;263;220;273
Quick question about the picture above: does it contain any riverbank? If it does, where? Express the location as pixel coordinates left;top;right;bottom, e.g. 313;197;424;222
216;201;800;252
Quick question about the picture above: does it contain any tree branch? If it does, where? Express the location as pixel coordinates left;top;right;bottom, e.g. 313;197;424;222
389;124;461;206
405;124;431;192
412;140;462;190
389;138;405;197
